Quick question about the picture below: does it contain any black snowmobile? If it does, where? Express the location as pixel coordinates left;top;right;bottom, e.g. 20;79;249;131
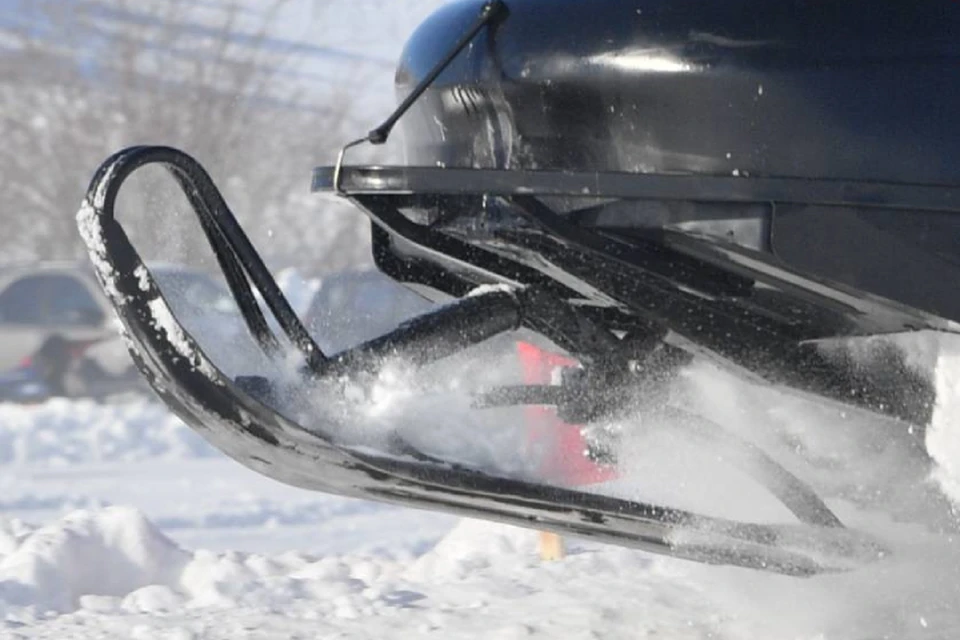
77;0;960;576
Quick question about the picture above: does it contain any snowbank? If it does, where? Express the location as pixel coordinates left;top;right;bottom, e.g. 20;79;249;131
0;505;959;638
0;398;215;466
0;507;662;636
0;506;426;623
404;518;539;583
0;507;188;613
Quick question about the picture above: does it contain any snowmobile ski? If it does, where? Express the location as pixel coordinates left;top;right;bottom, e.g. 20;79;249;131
76;144;886;577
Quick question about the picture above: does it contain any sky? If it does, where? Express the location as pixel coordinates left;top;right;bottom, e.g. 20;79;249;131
229;0;449;109
0;0;448;111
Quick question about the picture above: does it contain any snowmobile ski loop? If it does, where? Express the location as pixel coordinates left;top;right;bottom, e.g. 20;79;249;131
78;146;627;389
82;145;327;372
78;145;535;381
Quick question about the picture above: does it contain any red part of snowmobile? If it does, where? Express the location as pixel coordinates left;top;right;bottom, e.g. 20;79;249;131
75;0;959;574
515;342;615;486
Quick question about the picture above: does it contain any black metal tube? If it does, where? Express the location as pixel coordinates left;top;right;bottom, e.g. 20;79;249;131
366;0;508;145
321;289;522;377
81;146;328;371
472;384;567;409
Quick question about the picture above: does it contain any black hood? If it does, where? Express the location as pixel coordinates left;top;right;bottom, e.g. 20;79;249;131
395;0;960;185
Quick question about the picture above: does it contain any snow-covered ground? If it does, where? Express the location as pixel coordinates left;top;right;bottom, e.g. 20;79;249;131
1;332;960;638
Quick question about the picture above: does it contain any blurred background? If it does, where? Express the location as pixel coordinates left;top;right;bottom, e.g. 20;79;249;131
0;0;448;404
0;0;442;269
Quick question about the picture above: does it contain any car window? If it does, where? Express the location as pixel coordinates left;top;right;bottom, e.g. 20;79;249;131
0;276;46;324
0;273;105;327
45;275;105;326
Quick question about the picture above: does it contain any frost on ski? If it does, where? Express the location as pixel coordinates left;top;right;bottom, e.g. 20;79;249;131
144;294;220;381
76;198;127;305
465;282;521;298
77;194;225;382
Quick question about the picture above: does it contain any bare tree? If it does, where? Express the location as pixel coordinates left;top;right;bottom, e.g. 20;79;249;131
0;0;375;273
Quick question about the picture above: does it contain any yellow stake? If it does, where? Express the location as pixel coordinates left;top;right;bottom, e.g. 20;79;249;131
538;531;566;561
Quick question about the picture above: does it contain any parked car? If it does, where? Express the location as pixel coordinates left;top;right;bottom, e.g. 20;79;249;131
0;261;242;402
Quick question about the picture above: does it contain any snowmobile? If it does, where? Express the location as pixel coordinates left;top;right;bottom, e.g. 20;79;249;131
76;0;960;576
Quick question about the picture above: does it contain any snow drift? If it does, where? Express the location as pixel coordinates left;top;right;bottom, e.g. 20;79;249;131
0;399;215;466
2;506;956;639
0;503;958;638
0;507;188;613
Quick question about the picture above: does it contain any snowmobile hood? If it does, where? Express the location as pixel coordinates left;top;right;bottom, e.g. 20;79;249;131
396;0;960;184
